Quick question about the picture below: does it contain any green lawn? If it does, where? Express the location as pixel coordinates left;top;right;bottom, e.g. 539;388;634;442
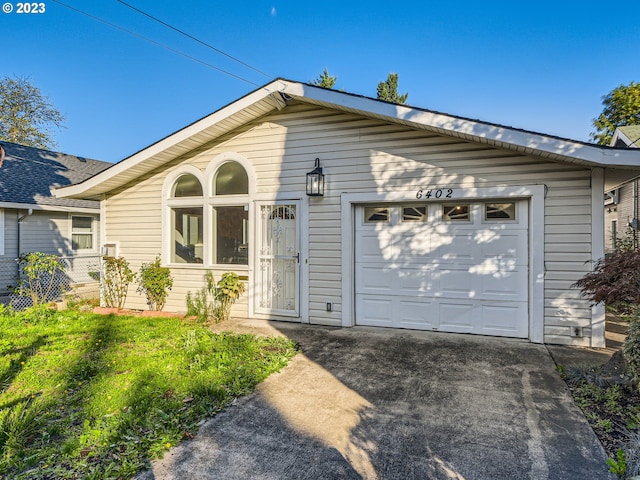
0;306;298;479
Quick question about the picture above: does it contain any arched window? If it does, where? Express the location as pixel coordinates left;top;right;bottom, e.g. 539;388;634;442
214;161;248;195
211;161;249;265
173;174;203;197
169;174;203;264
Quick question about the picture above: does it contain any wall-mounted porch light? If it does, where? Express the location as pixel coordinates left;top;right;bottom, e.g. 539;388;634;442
306;157;325;197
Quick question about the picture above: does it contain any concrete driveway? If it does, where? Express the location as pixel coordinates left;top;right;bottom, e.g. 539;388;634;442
139;321;614;480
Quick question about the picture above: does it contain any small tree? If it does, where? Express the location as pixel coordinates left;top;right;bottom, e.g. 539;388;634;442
311;69;337;89
101;256;134;309
0;75;65;149
591;81;640;145
136;256;173;311
377;73;408;104
14;252;66;306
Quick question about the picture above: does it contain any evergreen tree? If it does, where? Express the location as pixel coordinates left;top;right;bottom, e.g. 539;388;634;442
311;69;337;89
376;73;408;104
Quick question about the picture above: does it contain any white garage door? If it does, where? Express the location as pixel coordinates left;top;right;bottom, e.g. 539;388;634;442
355;201;529;338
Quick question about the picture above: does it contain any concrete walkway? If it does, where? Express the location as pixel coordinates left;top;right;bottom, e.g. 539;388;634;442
138;320;614;480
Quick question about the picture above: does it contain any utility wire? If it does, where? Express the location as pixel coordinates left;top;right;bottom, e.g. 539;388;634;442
116;0;272;79
50;0;261;87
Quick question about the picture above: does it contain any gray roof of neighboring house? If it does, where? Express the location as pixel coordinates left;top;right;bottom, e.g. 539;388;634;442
615;126;640;147
0;141;111;209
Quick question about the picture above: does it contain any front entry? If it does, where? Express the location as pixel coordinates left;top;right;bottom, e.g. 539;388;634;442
255;201;300;316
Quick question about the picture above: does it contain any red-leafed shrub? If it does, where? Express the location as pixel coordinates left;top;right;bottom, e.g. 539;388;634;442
573;250;640;315
574;249;640;388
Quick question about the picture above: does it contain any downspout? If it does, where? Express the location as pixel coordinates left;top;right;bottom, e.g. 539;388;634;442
17;208;33;256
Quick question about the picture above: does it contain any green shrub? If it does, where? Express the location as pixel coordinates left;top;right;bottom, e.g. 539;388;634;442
186;272;246;323
213;272;246;322
101;256;134;309
13;252;66;307
625;312;640;387
136;256;173;311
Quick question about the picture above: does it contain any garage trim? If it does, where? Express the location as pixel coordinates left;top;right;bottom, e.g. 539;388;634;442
341;185;545;343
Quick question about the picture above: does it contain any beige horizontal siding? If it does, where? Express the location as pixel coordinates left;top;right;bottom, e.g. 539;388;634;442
103;102;596;343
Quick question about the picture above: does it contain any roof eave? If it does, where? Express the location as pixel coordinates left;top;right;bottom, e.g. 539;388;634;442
57;79;640;199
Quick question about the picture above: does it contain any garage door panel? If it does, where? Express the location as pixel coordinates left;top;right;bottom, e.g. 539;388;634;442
438;268;476;297
397;268;437;295
357;232;396;262
439;302;475;332
397;298;437;329
357;296;395;327
480;303;528;337
356;264;395;292
479;231;528;264
480;268;528;301
434;233;475;263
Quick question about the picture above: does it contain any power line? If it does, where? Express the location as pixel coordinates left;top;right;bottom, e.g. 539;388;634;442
116;0;272;79
50;0;261;87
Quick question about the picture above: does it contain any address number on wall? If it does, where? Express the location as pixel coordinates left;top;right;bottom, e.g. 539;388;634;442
416;188;453;199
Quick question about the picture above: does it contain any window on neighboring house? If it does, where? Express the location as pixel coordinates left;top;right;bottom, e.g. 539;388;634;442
71;216;94;250
212;161;249;265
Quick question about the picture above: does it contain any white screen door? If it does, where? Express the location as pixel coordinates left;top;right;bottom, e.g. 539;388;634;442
256;201;300;316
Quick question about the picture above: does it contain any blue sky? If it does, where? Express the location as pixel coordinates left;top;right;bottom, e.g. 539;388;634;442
4;0;639;162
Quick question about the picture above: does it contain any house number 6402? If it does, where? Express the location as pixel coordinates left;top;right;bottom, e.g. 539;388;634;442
416;188;453;199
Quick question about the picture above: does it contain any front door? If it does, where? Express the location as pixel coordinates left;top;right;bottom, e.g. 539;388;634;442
256;201;300;316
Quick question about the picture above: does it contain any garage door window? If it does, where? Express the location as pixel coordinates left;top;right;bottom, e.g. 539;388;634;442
485;203;516;221
364;207;390;223
443;204;470;221
402;206;427;222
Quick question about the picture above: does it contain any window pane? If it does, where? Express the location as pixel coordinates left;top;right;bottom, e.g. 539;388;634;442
214;206;248;265
72;234;93;250
443;204;470;221
173;174;203;197
172;207;203;263
215;162;248;195
485;203;516;220
364;207;389;223
72;216;93;233
402;206;426;222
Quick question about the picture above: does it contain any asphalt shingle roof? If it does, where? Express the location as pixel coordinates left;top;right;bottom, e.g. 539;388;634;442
0;142;111;209
619;126;640;147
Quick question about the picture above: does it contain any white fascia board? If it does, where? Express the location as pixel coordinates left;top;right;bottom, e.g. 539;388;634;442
56;81;287;199
0;201;100;213
281;81;640;169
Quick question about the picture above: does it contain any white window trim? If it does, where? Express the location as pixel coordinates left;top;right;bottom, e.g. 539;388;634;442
69;214;97;254
341;185;545;344
162;153;255;269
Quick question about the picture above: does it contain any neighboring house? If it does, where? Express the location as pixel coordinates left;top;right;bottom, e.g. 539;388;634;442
0;141;110;304
57;79;640;347
605;125;640;252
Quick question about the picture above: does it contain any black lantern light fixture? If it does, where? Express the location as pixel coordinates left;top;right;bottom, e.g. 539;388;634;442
306;157;325;196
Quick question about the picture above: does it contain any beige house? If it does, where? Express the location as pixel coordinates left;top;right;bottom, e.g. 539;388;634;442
57;79;640;346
